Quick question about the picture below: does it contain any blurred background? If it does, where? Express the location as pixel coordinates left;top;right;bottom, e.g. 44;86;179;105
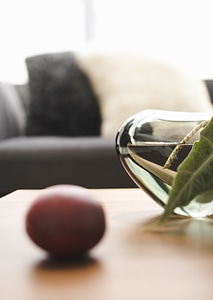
1;0;213;83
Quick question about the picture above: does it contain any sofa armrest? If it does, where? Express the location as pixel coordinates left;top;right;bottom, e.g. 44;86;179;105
204;80;213;104
0;82;25;140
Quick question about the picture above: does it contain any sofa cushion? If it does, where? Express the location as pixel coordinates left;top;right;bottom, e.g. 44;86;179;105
0;82;25;140
25;52;101;136
77;52;213;137
0;136;135;196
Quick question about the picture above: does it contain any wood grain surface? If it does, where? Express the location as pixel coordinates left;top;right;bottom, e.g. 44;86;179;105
1;188;213;300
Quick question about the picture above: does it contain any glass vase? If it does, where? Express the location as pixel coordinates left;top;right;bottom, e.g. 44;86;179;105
116;109;213;217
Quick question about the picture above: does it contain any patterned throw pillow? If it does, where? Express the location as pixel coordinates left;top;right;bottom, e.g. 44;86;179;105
25;52;101;136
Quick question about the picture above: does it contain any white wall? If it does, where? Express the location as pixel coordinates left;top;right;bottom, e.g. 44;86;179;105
91;0;213;80
0;0;86;83
0;0;213;83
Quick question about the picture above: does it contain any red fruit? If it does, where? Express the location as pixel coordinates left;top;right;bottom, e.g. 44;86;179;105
25;185;106;257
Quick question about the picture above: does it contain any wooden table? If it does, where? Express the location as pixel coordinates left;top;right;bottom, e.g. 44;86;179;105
1;188;213;300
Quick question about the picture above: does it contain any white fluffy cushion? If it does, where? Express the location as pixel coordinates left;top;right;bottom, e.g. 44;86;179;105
77;51;212;137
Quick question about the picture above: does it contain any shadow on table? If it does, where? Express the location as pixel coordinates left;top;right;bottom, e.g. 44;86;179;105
34;253;99;271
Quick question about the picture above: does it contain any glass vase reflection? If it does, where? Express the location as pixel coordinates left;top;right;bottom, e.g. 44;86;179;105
116;110;213;217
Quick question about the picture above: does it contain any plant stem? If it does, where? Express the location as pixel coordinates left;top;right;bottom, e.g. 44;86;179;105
163;120;209;169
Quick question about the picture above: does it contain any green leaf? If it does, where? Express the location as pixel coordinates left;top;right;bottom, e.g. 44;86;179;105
159;116;213;224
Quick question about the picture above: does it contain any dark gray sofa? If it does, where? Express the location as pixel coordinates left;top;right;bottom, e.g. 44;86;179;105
0;52;213;197
0;81;137;197
0;135;135;197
